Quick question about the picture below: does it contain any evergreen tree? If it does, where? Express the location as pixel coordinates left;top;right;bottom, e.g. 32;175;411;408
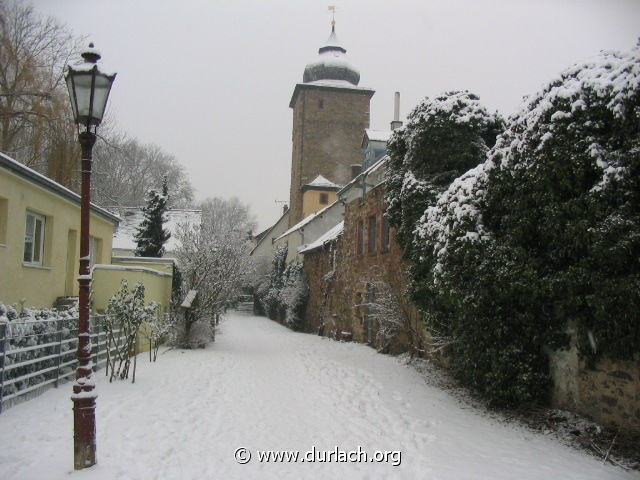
134;177;171;257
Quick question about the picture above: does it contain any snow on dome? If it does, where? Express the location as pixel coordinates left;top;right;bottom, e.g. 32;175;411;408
303;26;360;86
319;28;346;53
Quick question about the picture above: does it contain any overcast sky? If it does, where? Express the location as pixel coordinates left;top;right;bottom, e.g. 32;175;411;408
35;0;640;230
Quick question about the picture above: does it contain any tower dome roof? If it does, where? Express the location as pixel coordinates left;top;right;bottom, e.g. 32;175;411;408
303;26;360;86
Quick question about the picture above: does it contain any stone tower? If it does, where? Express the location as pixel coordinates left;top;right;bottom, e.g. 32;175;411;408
288;26;375;226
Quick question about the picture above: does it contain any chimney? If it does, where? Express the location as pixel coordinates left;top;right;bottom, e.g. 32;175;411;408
351;164;362;179
390;91;402;130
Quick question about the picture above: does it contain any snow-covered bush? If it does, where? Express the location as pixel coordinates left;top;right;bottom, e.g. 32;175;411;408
260;245;288;321
141;312;176;362
256;247;309;331
0;302;78;397
105;281;158;381
410;45;640;407
482;45;640;366
385;90;504;257
280;261;309;331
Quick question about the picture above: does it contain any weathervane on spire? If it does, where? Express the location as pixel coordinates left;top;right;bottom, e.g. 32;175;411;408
328;5;336;29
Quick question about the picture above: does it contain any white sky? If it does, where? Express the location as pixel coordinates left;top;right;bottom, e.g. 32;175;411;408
35;0;640;231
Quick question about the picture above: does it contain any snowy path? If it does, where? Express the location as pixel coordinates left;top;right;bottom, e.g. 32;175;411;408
0;311;636;480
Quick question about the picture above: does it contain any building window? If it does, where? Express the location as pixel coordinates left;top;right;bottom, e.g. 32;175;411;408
24;211;45;265
319;192;329;205
368;215;377;253
319;99;324;109
356;220;364;255
89;236;102;268
382;216;390;253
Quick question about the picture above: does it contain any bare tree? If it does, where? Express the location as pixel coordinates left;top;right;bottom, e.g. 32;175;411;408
174;207;253;346
0;0;81;186
92;132;194;208
199;196;257;236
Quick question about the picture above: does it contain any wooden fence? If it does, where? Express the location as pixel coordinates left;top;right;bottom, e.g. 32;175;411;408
0;315;122;413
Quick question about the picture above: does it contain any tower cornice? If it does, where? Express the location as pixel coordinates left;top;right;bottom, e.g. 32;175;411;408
289;82;375;109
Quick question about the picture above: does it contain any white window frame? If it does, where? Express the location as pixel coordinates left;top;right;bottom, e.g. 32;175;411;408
24;211;46;266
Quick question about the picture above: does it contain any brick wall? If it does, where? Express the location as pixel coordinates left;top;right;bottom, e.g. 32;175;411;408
303;183;426;353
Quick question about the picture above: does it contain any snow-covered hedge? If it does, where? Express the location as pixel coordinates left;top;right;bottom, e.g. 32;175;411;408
481;45;640;366
0;302;79;398
403;45;640;407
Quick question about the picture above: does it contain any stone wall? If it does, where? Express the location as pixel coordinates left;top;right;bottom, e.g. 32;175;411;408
549;325;640;433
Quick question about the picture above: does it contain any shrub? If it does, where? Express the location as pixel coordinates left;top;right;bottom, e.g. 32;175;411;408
413;45;640;406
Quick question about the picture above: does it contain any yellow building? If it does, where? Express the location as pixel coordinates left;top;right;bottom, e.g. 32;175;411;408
300;175;340;218
93;257;174;314
0;151;173;315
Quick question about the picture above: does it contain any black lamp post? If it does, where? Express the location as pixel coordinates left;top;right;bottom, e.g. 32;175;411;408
65;43;116;470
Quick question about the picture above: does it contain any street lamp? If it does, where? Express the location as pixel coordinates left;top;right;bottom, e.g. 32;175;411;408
65;43;116;470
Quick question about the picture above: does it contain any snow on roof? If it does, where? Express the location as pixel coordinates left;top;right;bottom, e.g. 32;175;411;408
304;79;365;89
365;129;391;143
112;208;202;252
181;289;198;309
0;151;120;225
275;202;335;241
305;174;340;189
299;221;344;253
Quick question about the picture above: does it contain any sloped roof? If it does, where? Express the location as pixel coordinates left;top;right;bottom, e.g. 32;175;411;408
299;221;344;253
275;201;336;241
306;174;340;188
0;151;120;225
112;207;202;252
249;208;290;256
301;175;342;192
364;129;391;143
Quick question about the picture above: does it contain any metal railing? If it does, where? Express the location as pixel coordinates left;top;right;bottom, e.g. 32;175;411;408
0;315;122;413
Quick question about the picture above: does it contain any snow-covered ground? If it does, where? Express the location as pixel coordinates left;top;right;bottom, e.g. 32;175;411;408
0;311;636;480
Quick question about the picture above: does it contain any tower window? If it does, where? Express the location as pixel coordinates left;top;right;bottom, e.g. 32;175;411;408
319;192;329;205
318;99;324;109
